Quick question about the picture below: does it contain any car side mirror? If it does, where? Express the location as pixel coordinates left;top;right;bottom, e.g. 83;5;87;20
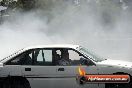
10;59;20;65
80;57;95;66
80;57;88;65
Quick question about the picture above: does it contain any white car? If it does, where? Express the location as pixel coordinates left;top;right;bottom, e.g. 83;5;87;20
0;44;131;88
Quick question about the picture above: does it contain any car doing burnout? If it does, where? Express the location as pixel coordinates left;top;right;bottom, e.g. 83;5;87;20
0;44;131;88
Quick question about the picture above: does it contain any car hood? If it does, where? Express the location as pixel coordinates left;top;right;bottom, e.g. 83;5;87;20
97;59;132;68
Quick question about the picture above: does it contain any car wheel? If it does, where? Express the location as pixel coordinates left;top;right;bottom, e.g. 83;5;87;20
3;77;31;88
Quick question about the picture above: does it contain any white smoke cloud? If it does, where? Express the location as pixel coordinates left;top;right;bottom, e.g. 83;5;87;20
0;0;132;61
0;12;51;58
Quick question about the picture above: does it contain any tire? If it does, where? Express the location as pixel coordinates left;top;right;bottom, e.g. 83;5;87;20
2;77;31;88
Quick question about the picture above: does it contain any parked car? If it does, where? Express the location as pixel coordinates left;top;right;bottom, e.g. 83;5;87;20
0;44;131;88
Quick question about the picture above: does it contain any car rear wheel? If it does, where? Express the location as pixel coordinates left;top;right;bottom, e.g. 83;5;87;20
2;77;31;88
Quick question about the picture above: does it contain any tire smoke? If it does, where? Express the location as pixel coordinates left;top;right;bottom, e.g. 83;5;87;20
0;0;132;61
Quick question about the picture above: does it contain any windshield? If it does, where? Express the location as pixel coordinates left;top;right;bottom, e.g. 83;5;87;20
0;48;24;62
79;47;106;62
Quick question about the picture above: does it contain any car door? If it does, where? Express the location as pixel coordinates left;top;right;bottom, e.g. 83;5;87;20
54;48;99;88
19;48;58;88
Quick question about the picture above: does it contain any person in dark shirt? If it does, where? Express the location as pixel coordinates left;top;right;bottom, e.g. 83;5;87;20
58;49;71;66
